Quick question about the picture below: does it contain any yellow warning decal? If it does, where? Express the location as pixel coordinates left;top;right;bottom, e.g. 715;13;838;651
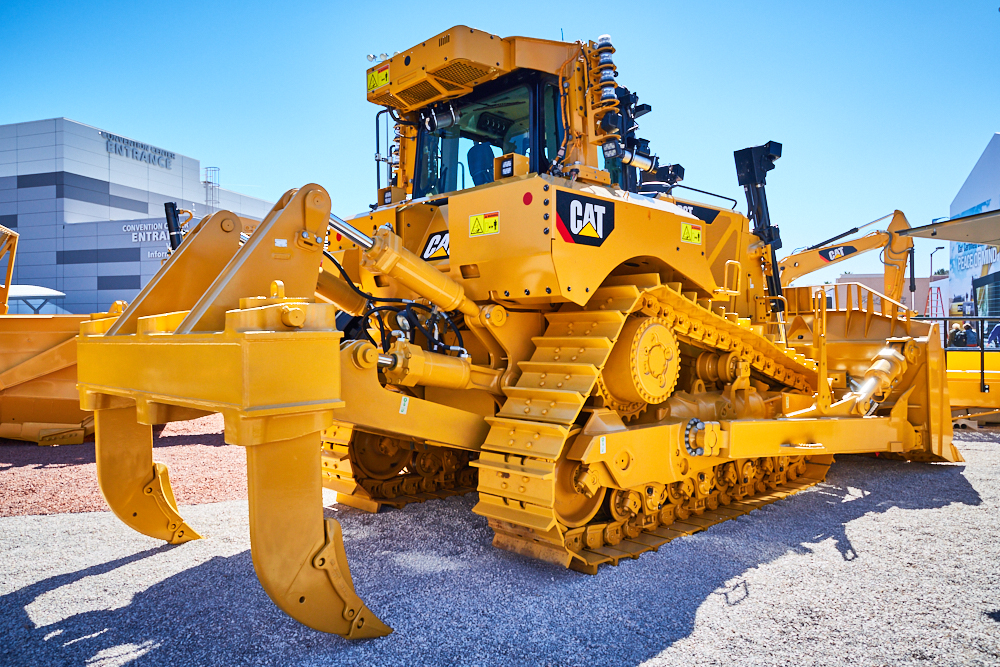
367;63;390;92
470;211;499;237
681;222;702;245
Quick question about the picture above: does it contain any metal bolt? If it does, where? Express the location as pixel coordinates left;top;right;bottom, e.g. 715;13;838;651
504;290;510;297
546;287;552;294
543;227;549;234
544;184;550;191
543;199;549;206
543;213;550;220
525;289;530;295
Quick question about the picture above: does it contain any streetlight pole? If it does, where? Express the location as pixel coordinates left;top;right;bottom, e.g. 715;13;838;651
930;246;945;278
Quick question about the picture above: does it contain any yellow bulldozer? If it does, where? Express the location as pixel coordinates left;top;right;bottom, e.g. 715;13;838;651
0;224;126;445
75;26;960;639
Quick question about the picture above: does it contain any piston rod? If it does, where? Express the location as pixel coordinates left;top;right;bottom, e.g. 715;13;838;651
329;214;374;250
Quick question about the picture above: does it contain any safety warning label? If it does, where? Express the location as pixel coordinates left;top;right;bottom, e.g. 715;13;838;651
681;222;703;245
470;211;499;237
367;63;389;92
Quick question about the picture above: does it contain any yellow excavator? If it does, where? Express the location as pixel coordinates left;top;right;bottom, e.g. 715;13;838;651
778;210;914;303
75;26;959;639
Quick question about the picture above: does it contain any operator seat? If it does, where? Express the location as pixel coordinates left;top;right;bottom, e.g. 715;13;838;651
468;143;495;186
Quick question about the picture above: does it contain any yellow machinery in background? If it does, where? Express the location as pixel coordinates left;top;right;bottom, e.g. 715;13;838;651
899;211;1000;422
0;224;126;445
778;210;914;303
76;26;960;639
781;209;1000;423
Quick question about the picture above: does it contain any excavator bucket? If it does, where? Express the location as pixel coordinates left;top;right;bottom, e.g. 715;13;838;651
78;186;391;639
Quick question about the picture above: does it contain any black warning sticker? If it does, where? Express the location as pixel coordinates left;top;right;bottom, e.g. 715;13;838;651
421;231;450;260
555;191;615;247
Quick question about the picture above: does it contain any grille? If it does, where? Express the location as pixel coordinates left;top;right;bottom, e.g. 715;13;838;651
434;60;489;86
438;80;460;91
370;91;404;108
439;35;450;47
397;80;440;106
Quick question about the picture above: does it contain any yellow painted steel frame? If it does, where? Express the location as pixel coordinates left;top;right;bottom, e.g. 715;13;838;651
946;349;1000;411
78;186;391;639
784;282;958;461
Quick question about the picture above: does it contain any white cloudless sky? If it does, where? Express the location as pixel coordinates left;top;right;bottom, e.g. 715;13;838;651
2;0;997;283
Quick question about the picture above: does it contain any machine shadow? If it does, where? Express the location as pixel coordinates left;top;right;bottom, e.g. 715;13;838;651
0;441;98;470
0;456;980;667
0;430;227;472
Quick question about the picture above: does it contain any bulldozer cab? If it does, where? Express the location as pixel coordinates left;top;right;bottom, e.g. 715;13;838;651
411;71;563;197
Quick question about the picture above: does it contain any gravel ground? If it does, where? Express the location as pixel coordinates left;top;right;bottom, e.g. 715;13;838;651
0;414;245;516
0;431;998;667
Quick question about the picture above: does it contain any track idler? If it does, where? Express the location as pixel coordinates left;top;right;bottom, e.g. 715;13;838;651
93;405;391;639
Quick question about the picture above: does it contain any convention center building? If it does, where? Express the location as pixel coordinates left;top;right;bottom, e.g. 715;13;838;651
0;118;272;314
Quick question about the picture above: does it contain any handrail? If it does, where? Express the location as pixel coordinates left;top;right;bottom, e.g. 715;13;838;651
917;314;997;394
786;282;915;319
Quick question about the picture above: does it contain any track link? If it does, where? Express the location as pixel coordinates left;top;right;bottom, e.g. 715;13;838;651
322;423;477;512
473;273;827;572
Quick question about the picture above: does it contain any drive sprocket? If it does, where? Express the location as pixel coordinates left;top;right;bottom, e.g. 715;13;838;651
596;315;680;420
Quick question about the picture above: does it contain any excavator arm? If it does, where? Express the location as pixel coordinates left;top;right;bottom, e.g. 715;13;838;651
778;210;913;302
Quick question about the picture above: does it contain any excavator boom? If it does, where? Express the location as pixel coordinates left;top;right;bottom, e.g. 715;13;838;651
779;210;914;302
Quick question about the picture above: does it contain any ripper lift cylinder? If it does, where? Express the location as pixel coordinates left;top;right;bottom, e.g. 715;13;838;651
329;215;480;318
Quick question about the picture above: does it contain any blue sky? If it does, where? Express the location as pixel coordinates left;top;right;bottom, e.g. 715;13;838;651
2;0;997;283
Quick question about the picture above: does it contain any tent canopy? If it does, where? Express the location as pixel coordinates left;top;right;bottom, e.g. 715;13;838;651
899;209;1000;246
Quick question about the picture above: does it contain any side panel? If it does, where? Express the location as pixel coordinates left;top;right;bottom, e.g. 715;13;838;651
551;186;722;304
